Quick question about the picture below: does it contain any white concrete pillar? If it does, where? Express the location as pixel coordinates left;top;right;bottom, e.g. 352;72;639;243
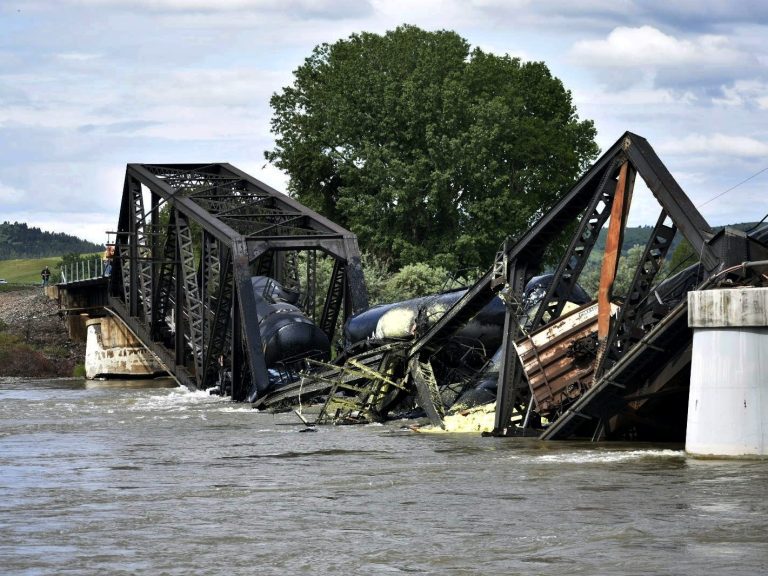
85;317;165;379
687;287;768;457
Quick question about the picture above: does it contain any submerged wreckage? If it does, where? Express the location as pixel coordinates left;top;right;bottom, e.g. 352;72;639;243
250;132;768;441
102;132;768;442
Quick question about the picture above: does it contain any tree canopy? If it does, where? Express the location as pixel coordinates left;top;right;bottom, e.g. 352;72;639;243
266;25;598;272
0;221;104;260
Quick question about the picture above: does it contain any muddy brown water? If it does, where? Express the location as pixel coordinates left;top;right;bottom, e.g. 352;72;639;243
1;378;767;575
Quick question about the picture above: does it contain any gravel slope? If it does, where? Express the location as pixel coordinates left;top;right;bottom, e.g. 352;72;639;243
0;287;85;376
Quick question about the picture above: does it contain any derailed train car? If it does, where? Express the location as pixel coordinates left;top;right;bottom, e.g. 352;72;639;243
253;273;591;422
254;132;768;441
214;276;330;395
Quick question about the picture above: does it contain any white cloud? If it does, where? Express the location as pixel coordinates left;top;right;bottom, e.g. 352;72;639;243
2;1;768;236
54;52;102;61
573;85;697;107
659;133;768;158
0;181;26;206
713;80;768;108
570;26;748;69
64;0;372;17
132;68;291;109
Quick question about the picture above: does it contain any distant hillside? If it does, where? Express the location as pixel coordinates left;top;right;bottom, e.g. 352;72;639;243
593;222;761;256
0;221;104;260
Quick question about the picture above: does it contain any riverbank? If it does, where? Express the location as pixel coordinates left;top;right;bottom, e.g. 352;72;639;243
0;285;84;377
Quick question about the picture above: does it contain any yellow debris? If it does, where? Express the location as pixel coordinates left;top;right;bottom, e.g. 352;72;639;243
414;402;496;434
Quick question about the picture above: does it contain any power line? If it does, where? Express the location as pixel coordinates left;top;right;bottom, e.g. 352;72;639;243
698;165;768;208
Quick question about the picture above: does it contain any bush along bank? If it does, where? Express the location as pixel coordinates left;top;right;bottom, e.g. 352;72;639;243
0;286;85;377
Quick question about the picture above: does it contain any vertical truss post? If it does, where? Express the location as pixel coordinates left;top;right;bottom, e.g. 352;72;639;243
202;246;233;389
231;293;244;400
129;177;154;327
127;180;139;318
320;259;345;340
493;260;529;434
304;249;317;321
176;213;206;382
231;238;270;402
281;250;301;294
199;232;221;370
174;241;185;368
154;212;177;340
150;193;161;331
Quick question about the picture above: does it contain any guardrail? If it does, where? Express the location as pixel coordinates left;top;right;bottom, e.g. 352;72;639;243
60;258;106;284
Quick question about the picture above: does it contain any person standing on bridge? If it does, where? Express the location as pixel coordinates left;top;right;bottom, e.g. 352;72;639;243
103;245;114;277
41;266;51;287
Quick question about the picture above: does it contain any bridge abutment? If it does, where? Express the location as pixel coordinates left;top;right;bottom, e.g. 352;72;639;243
85;316;165;379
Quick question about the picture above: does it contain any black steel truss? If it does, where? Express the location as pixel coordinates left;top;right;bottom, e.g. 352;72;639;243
111;163;368;401
405;132;730;432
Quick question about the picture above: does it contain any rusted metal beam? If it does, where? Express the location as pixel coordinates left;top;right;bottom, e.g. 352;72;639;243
597;161;631;341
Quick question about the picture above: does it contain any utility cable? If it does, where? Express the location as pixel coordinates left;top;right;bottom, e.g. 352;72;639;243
698;165;768;208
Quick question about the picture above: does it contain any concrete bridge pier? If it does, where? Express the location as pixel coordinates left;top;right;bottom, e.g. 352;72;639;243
687;287;768;457
85;316;165;379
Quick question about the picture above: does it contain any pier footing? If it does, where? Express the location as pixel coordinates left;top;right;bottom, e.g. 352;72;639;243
85;316;165;379
687;287;768;457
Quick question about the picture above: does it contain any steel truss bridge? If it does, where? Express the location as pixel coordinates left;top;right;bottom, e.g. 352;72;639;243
108;163;368;402
56;134;768;441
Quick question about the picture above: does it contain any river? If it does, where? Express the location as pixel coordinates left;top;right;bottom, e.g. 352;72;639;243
1;378;766;575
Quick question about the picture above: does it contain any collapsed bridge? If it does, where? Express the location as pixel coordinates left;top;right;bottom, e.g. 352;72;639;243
57;132;768;442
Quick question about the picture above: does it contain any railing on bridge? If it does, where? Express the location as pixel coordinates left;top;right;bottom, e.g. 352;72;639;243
60;258;106;284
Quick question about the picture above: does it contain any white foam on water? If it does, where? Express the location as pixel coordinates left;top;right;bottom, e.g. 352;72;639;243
213;405;258;414
535;449;684;465
128;388;224;413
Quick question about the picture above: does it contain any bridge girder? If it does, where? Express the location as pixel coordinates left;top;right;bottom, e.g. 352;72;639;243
112;163;368;401
403;131;765;437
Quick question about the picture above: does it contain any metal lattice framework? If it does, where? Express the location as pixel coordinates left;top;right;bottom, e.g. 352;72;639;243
111;163;368;401
404;132;764;437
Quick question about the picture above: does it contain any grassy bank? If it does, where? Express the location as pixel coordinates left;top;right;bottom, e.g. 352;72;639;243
0;253;100;285
0;256;62;284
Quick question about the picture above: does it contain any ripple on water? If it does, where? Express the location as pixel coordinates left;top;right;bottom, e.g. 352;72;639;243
1;379;768;575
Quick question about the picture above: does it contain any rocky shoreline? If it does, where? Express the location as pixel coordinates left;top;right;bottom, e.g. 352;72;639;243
0;286;85;377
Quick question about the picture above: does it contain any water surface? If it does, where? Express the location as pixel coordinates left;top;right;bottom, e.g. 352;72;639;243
1;378;766;575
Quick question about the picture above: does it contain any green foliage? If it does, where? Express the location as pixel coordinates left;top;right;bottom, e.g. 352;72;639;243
361;251;393;306
58;252;87;267
665;238;696;276
0;221;103;260
266;25;598;272
614;244;645;296
379;262;462;303
72;363;86;377
0;333;60;377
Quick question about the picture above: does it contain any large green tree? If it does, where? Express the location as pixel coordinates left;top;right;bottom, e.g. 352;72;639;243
266;25;598;271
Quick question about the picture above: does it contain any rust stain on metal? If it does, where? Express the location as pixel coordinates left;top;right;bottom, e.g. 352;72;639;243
515;301;618;416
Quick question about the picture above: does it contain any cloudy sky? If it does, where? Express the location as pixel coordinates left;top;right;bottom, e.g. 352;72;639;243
1;0;767;244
